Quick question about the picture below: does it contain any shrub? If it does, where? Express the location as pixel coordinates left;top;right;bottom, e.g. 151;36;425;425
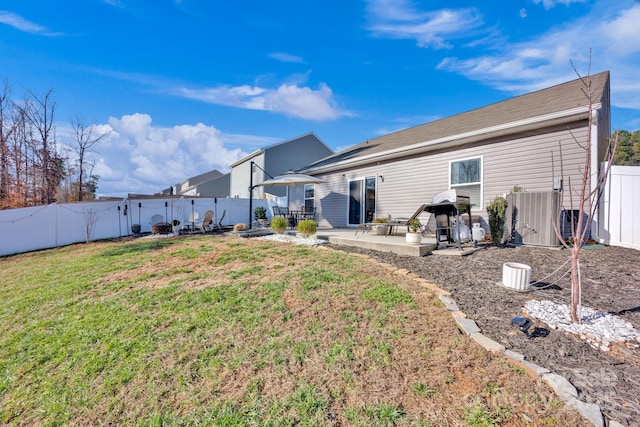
271;216;288;234
254;206;267;220
372;217;389;223
486;196;507;246
233;223;248;232
408;219;421;233
297;219;316;237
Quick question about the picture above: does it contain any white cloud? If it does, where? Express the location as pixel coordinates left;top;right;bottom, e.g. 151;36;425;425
364;0;484;49
179;82;351;121
63;113;279;197
269;52;305;63
437;2;640;110
0;10;60;35
519;9;528;18
532;0;586;10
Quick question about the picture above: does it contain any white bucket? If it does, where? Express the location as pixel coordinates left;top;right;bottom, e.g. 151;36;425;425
502;262;531;291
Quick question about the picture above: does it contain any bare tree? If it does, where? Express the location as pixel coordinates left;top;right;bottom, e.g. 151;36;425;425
0;80;17;208
10;104;35;207
82;208;98;243
553;60;619;323
24;89;63;205
70;115;109;201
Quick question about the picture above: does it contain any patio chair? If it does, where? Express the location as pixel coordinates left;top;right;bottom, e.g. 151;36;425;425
150;214;164;226
388;204;428;235
287;209;299;229
300;206;316;221
273;206;289;217
185;211;199;232
215;209;226;231
195;210;214;233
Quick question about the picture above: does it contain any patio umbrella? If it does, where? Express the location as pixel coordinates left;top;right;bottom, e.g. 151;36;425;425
249;171;325;228
255;172;325;187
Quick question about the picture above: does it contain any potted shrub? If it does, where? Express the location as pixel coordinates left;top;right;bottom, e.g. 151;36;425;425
405;218;422;244
297;219;316;238
271;216;288;234
254;206;267;220
372;217;389;235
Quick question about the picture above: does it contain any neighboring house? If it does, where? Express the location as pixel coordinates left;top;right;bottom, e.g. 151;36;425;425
159;169;230;197
229;132;334;200
189;173;230;198
293;72;612;240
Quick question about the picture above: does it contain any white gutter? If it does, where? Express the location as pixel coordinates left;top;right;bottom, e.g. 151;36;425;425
305;104;601;174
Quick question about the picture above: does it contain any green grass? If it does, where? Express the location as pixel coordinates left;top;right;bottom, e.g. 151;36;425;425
0;236;585;426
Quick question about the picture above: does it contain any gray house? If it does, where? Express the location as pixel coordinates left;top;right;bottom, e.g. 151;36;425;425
230;132;333;200
160;169;229;197
293;71;611;240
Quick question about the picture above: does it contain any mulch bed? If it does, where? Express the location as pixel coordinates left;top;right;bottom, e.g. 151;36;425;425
329;242;640;426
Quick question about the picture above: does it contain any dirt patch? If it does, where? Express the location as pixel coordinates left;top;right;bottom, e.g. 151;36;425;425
329;243;640;426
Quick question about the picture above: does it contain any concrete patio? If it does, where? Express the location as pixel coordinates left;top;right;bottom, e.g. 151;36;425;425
315;227;479;257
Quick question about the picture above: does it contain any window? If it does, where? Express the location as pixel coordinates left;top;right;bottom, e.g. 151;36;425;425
450;156;482;208
304;184;315;210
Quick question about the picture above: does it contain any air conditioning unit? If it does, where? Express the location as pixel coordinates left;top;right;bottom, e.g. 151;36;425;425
506;191;561;247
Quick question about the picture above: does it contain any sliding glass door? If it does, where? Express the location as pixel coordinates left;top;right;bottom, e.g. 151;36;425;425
348;177;376;225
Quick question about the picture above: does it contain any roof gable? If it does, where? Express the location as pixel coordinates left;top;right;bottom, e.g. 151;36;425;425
230;132;331;167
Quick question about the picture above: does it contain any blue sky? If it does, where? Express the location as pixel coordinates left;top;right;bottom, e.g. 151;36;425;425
1;0;639;197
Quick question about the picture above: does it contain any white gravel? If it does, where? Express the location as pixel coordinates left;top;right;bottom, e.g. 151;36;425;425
253;234;327;246
524;299;640;351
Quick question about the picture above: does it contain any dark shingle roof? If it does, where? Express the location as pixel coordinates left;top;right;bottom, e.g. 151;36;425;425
302;71;609;172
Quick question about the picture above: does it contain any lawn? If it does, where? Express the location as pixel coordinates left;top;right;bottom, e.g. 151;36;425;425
0;235;586;426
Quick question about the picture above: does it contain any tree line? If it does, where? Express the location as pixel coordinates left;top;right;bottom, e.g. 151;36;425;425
613;129;640;166
0;80;108;210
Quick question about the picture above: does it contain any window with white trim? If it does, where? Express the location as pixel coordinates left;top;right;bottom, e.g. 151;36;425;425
450;156;482;208
304;184;315;210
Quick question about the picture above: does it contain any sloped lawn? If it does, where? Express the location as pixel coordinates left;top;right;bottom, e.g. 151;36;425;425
0;236;586;426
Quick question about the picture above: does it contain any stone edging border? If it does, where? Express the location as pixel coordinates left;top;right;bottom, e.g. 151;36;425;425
367;259;620;427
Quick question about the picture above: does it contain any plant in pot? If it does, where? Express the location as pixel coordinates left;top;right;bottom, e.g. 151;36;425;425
372;217;389;235
406;218;422;244
271;216;288;234
254;206;267;221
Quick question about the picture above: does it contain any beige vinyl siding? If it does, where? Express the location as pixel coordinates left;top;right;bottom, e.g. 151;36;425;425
482;123;589;209
306;122;592;228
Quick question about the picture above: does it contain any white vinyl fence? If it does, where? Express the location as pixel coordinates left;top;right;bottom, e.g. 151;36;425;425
0;197;273;257
600;165;640;250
